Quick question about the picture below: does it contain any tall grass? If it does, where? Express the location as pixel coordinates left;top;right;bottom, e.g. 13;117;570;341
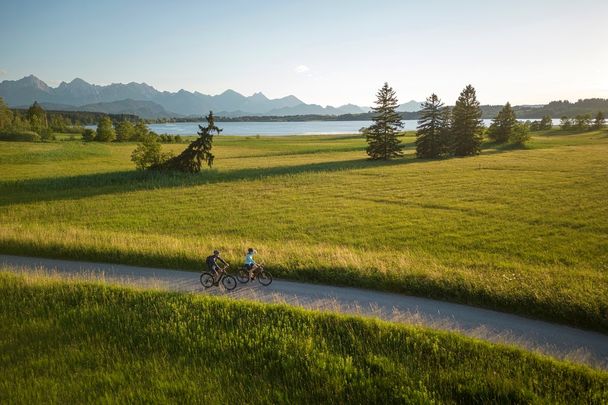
1;131;607;331
1;271;606;403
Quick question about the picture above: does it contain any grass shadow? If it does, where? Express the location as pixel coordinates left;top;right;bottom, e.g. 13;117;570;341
1;156;420;206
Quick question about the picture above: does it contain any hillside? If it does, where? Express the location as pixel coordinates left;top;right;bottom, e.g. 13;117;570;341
1;271;606;403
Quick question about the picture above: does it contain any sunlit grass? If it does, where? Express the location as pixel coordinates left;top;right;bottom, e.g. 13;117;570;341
1;130;607;330
1;271;606;403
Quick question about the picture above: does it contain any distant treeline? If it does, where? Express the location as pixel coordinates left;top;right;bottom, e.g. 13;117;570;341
148;98;608;123
10;108;140;126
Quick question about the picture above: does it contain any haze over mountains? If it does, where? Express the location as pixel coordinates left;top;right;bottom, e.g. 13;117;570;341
0;75;425;119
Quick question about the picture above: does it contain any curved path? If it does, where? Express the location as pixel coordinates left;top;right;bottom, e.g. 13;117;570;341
1;254;607;369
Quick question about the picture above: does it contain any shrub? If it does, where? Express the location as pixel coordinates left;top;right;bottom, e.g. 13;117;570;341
510;122;530;145
39;128;56;141
0;130;41;142
82;128;96;142
131;135;173;170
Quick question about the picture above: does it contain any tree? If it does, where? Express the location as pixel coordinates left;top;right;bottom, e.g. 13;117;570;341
155;111;221;172
27;101;48;135
540;115;552;130
415;94;446;158
487;102;517;143
131;134;172;170
364;83;404;160
95;116;116;142
0;97;13;130
593;111;606;130
115;120;135;142
132;121;149;141
510;122;530;145
451;85;483;156
560;116;572;130
82;128;96;142
574;114;592;131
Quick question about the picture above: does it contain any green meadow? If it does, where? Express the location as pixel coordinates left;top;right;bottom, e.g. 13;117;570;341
1;130;607;331
1;271;606;403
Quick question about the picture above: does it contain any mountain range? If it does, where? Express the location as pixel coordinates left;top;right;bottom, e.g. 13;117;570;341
0;75;383;118
0;75;424;118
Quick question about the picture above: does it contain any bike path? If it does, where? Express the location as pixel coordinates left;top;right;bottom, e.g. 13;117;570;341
1;254;606;369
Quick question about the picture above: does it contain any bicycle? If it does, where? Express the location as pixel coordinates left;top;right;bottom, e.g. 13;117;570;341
236;262;273;286
200;264;237;291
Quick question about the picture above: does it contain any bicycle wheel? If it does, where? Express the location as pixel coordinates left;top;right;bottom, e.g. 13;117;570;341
222;275;237;291
200;272;215;288
257;270;272;286
237;268;250;283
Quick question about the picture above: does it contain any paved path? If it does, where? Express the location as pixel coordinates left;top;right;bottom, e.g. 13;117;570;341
1;254;606;369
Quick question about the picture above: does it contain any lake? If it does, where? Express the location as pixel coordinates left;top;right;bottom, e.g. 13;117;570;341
146;119;562;136
86;119;563;136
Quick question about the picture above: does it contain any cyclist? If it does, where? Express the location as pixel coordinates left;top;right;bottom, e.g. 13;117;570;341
244;248;258;279
206;250;228;283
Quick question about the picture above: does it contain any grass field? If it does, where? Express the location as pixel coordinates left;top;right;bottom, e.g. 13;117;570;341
1;130;607;331
1;270;606;403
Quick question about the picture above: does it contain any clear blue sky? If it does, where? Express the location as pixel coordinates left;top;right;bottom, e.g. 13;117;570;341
1;0;606;106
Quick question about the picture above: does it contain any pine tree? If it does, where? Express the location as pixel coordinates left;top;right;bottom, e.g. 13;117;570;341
593;111;605;130
415;94;446;158
156;111;221;172
451;85;483;156
487;102;517;143
365;83;404;160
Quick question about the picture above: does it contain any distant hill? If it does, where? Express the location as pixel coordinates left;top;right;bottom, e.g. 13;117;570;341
17;99;176;120
77;99;176;119
0;75;370;118
398;100;423;112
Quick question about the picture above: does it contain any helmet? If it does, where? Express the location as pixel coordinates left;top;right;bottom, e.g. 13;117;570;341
213;250;220;255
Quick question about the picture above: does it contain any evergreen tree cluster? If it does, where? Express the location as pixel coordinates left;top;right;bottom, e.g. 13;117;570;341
414;85;485;158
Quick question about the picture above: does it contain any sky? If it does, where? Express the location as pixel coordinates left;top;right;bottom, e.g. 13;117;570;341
1;0;607;106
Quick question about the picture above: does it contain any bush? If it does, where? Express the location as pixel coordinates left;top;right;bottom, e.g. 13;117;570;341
82;128;96;142
510;122;530;145
39;128;56;141
0;130;41;142
131;135;173;170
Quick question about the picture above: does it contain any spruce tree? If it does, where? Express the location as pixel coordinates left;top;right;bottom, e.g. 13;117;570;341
487;102;517;143
439;106;453;156
156;111;221;172
415;93;446;158
451;85;483;156
365;83;404;160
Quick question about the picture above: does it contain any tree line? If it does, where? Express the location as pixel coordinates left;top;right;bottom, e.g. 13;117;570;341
83;117;183;144
363;83;606;160
0;99;84;141
364;83;488;159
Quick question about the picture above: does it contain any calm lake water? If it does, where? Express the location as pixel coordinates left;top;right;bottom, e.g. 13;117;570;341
146;119;562;136
87;119;562;136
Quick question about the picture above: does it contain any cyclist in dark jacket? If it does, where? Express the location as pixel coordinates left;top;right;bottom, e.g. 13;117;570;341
206;250;227;282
